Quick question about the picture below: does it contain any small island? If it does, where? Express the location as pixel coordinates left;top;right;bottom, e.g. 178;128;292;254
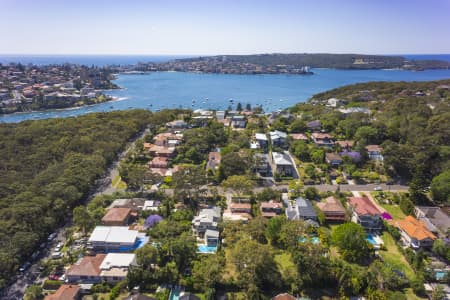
0;63;119;114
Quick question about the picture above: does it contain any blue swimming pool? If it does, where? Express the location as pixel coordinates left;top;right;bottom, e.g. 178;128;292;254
169;287;181;300
366;234;377;245
436;271;446;280
197;245;217;253
299;236;320;244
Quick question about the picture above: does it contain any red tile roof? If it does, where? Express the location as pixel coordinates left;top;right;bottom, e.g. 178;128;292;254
101;208;131;223
67;254;106;277
348;196;381;216
44;284;80;300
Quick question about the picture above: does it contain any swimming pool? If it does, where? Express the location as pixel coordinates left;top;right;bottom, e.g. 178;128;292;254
436;271;446;280
169;287;181;300
366;234;377;245
299;236;320;244
197;245;217;253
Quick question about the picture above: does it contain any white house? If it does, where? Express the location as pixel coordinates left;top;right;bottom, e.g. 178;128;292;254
88;226;139;252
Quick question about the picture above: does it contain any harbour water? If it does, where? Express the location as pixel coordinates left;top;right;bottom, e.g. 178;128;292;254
1;55;450;123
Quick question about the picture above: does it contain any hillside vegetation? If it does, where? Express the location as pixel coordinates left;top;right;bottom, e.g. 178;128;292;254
0;109;178;289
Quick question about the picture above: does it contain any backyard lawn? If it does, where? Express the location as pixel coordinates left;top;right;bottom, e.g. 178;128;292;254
379;203;406;220
379;232;414;280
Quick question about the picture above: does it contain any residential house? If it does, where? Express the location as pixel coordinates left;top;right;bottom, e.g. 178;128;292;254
311;133;334;148
325;153;343;167
229;203;252;214
108;198;147;213
390;216;436;249
149;156;168;169
99;253;137;283
143;200;160;211
335;140;354;150
192;207;221;237
254;153;271;177
307;120;321;131
101;208;132;226
204;229;220;246
326;98;343;107
415;206;450;236
216;110;226;120
365;145;383;161
88;226;139;252
316;196;346;222
270;130;288;148
338;107;370;115
272;152;296;178
260;201;283;218
148;145;176;158
254;133;268;150
348;197;382;232
286;198;318;224
153;133;183;147
44;284;81;300
66;254;106;283
289;133;309;142
231;115;246;128
272;293;297;300
206;151;221;170
123;294;156;300
166;120;188;130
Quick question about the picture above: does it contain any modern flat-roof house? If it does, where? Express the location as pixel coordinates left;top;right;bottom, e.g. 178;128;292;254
204;229;220;247
415;206;450;237
101;208;132;226
270;130;288;148
254;133;268;150
311;133;334;148
260;201;283;218
365;145;384;161
325;153;343;167
254;153;271;177
143;200;160;211
216;110;226;120
192;207;221;237
348;197;382;232
166;120;188;130
88;226;139;252
390;216;436;249
286;198;318;223
231;115;246;128
44;284;81;300
272;152;296;177
316;196;346;222
99;253;136;283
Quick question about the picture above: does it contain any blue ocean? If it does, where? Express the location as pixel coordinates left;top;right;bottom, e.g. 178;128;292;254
0;54;449;123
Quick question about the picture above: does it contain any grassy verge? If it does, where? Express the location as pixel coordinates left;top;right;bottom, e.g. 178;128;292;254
112;175;127;189
379;232;414;280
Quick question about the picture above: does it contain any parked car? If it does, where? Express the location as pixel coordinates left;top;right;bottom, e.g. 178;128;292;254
51;252;62;259
373;186;383;191
19;262;31;272
47;233;57;241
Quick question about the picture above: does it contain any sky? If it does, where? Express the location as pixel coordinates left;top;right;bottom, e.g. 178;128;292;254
1;0;449;55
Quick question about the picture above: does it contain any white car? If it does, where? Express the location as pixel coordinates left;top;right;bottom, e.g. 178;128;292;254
373;186;383;191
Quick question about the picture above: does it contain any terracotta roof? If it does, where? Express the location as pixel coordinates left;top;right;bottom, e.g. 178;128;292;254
67;254;106;277
311;132;333;139
289;133;308;140
391;216;436;241
348;196;381;216
208;151;221;162
260;201;282;209
272;293;296;300
366;144;383;152
326;153;342;161
317;196;345;214
44;284;80;300
336;140;354;148
230;203;252;210
102;208;131;223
